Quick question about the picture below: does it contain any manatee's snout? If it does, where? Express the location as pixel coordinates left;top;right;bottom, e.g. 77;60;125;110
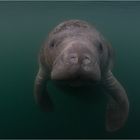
67;53;79;64
51;41;101;82
63;52;93;73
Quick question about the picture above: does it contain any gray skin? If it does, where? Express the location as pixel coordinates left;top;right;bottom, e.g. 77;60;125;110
34;20;129;132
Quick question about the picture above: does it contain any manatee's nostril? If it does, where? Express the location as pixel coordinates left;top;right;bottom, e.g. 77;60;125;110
83;55;91;65
69;53;78;64
81;55;92;71
83;58;90;64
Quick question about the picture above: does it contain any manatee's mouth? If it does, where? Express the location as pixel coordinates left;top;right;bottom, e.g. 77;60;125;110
52;76;99;87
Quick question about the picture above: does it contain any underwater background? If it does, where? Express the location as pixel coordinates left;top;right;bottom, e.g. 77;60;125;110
0;1;140;138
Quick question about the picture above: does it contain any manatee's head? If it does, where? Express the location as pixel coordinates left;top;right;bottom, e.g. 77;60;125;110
50;37;112;86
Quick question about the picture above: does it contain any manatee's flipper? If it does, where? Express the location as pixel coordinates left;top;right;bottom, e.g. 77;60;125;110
34;67;53;112
101;71;129;132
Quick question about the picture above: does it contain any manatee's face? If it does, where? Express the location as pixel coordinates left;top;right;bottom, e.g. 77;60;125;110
51;39;104;86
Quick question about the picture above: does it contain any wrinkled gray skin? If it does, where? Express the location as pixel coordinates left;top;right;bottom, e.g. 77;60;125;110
34;20;129;132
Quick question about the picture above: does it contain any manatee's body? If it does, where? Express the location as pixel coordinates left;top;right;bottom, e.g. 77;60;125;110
34;20;129;132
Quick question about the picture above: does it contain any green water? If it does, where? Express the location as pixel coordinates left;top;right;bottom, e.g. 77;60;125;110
0;1;140;138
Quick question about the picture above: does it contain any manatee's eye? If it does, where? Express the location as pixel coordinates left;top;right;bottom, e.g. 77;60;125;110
97;42;103;53
50;40;55;48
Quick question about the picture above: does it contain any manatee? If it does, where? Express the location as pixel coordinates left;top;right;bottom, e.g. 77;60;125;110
34;19;129;132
